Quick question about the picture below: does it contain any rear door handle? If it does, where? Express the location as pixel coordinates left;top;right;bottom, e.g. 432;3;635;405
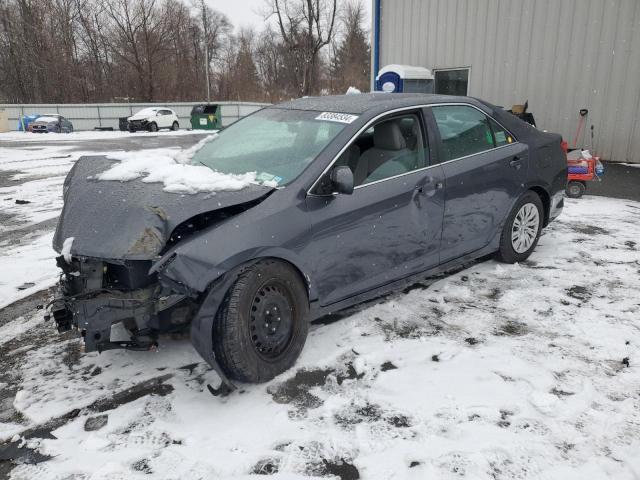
510;156;523;169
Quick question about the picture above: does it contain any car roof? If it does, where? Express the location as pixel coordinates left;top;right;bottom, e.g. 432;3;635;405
271;93;487;115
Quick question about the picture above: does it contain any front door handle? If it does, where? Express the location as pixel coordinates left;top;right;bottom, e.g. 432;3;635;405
415;180;443;196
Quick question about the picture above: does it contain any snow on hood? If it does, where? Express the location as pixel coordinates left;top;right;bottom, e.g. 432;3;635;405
127;108;165;121
33;116;60;123
127;113;155;121
54;155;274;259
95;134;259;195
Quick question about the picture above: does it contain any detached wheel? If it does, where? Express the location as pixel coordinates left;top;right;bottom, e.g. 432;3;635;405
566;181;585;198
496;191;543;264
213;259;309;383
148;122;158;132
171;121;179;131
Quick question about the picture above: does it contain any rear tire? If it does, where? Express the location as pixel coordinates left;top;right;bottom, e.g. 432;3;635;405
495;191;544;264
566;181;585;198
213;259;309;383
171;121;179;131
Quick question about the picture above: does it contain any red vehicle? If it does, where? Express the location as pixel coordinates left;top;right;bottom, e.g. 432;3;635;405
562;140;604;198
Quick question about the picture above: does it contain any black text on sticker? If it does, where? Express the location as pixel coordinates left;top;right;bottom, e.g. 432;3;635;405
315;112;359;124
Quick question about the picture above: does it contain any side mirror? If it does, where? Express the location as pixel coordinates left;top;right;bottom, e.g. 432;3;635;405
331;166;354;195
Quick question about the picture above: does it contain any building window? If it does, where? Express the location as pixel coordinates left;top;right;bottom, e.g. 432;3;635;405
434;68;470;96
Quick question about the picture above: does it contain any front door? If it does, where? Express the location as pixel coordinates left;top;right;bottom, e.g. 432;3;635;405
428;104;528;262
305;111;445;306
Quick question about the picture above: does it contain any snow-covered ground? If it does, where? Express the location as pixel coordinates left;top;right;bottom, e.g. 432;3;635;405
0;137;639;479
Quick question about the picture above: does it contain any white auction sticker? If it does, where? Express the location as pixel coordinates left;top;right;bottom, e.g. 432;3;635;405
315;112;359;124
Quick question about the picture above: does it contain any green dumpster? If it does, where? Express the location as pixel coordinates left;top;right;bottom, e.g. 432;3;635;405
190;104;222;130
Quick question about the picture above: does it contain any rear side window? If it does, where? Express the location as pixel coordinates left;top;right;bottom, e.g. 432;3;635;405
432;105;494;161
489;118;515;147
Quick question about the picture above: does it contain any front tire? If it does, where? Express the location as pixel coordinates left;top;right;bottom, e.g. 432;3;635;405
213;259;309;383
495;191;544;264
148;122;158;132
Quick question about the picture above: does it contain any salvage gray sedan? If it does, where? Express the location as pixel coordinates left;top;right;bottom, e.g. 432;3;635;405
49;93;567;391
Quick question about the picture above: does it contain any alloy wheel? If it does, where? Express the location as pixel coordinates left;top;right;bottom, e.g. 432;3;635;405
511;203;540;253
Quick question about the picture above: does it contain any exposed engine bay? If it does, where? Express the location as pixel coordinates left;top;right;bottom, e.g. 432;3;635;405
49;255;194;353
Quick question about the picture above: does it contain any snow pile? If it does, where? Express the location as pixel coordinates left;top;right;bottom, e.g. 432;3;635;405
96;133;260;195
346;86;362;95
99;148;256;195
173;132;218;164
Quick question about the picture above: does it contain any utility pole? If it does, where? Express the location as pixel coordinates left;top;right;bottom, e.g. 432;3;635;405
201;0;210;103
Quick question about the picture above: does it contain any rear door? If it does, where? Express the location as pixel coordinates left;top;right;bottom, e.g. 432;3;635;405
428;104;528;262
305;111;445;305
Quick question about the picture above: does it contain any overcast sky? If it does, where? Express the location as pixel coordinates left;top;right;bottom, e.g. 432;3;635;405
205;0;267;29
205;0;372;31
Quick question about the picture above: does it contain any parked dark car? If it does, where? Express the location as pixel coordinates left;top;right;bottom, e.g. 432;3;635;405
49;94;566;390
29;114;73;133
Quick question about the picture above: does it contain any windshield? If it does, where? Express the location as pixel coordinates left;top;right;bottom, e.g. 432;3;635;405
191;108;348;186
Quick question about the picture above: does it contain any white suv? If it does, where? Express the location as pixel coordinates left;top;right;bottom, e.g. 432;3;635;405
127;107;180;132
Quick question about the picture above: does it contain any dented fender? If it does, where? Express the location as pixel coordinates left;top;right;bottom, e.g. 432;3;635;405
152;189;318;300
156;243;317;301
188;262;260;393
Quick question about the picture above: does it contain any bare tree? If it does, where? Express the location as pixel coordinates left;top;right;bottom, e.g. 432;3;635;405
266;0;337;96
104;0;169;101
329;0;370;94
255;26;287;102
0;0;349;103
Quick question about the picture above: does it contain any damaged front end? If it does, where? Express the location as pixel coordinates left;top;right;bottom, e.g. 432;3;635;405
49;255;194;352
48;156;274;359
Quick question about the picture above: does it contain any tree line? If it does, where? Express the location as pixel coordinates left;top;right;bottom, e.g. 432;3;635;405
0;0;370;104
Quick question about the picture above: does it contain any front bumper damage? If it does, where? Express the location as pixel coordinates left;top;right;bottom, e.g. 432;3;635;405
48;254;238;394
128;119;149;131
49;255;192;353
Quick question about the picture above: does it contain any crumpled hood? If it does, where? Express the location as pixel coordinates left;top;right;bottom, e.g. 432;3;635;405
53;156;273;260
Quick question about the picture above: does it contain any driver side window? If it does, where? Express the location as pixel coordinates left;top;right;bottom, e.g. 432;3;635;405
314;113;428;194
